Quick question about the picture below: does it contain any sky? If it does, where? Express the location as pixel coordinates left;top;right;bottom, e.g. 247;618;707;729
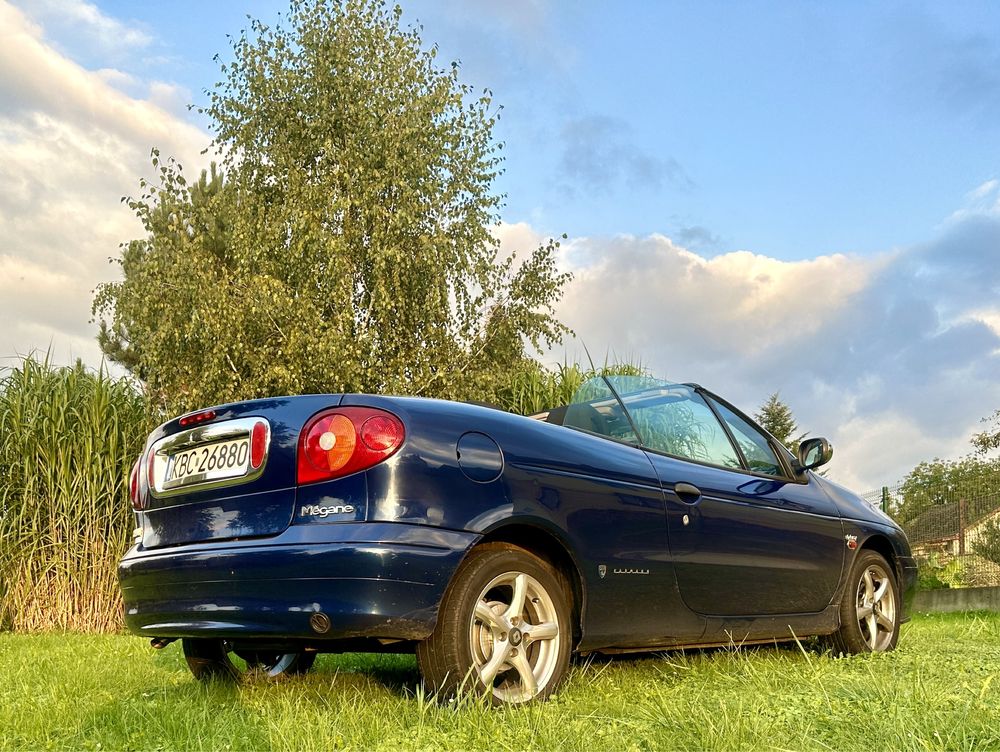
1;0;999;491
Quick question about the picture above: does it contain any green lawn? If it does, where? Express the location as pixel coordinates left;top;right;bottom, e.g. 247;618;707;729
1;612;998;751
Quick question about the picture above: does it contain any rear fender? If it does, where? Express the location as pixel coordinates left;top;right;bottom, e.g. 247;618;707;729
477;517;588;646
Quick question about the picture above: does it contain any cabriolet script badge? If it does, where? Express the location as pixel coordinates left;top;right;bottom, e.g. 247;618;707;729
301;503;356;518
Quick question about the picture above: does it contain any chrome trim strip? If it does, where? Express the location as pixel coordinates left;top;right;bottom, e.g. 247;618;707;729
148;417;271;499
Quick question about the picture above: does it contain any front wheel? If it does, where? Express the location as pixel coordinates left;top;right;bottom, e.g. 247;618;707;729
182;639;316;681
828;550;900;655
417;542;572;704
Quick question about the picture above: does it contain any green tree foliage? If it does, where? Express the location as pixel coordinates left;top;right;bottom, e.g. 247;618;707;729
896;455;1000;525
974;518;1000;567
972;409;1000;456
95;162;230;382
753;392;805;453
94;0;570;413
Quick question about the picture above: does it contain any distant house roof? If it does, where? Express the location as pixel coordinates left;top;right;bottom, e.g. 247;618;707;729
904;502;960;544
903;497;1000;544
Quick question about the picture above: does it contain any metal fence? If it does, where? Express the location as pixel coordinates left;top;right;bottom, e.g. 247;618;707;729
861;482;1000;589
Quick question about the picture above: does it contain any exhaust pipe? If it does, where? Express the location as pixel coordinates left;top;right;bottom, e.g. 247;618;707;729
150;637;176;649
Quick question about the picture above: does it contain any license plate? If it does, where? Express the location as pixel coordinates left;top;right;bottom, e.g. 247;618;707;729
164;437;251;488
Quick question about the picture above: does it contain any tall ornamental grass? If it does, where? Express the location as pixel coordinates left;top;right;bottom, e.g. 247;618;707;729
0;356;151;632
498;358;647;417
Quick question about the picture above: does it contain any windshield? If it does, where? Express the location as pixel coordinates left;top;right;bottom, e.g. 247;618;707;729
564;374;688;445
562;376;641;443
566;375;743;467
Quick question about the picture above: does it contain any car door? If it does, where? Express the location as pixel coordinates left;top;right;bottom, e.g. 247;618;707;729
625;384;845;617
508;377;704;648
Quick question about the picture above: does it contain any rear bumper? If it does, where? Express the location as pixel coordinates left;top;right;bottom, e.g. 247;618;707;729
119;522;478;641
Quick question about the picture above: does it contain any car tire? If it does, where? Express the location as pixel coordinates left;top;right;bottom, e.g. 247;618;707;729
417;542;573;705
182;638;315;681
828;550;900;655
234;649;317;675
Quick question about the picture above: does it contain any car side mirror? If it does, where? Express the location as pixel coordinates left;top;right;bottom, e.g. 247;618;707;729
797;437;833;471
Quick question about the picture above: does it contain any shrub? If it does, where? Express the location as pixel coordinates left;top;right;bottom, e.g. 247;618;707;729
916;554;964;591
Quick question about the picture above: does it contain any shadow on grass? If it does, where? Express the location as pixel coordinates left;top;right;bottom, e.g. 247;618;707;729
134;637;822;708
311;652;423;696
144;641;422;695
574;636;818;667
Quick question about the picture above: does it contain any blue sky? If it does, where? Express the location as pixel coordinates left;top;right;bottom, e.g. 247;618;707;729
1;0;999;490
76;0;1000;257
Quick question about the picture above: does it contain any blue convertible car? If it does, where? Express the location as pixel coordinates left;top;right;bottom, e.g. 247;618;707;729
119;374;916;704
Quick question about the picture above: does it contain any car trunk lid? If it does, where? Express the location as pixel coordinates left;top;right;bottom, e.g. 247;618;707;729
137;394;342;548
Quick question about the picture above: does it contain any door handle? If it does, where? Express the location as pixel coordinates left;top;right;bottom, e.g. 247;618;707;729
674;482;703;504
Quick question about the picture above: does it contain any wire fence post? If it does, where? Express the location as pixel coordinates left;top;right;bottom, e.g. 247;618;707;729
959;498;966;556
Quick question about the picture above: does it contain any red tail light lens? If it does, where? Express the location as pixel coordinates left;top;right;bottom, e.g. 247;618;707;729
360;416;401;451
129;459;143;511
298;407;404;485
250;420;268;469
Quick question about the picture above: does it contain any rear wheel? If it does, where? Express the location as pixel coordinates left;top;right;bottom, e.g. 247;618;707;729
417;542;572;705
182;639;315;681
828;550;900;655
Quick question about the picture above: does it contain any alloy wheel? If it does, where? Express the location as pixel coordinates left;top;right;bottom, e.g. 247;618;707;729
468;571;562;703
855;562;897;651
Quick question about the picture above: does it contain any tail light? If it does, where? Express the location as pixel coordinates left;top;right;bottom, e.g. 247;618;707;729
250;420;268;469
298;407;405;485
129;458;143;510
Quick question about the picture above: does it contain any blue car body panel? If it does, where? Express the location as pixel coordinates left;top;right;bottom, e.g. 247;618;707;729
119;389;916;653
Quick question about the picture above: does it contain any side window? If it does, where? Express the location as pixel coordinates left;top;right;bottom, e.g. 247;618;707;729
709;398;785;477
629;387;741;469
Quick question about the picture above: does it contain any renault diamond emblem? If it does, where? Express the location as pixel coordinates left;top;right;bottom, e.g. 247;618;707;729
598;564;607;579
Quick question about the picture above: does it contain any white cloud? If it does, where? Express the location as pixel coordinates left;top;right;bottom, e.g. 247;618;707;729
945;178;1000;224
146;81;192;118
964;308;1000;340
94;67;140;89
831;412;974;492
0;0;210;370
558;234;883;358
11;0;152;59
493;220;547;263
969;179;999;201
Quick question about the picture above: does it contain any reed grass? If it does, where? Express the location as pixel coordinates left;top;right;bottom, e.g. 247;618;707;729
0;355;152;632
498;357;647;417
